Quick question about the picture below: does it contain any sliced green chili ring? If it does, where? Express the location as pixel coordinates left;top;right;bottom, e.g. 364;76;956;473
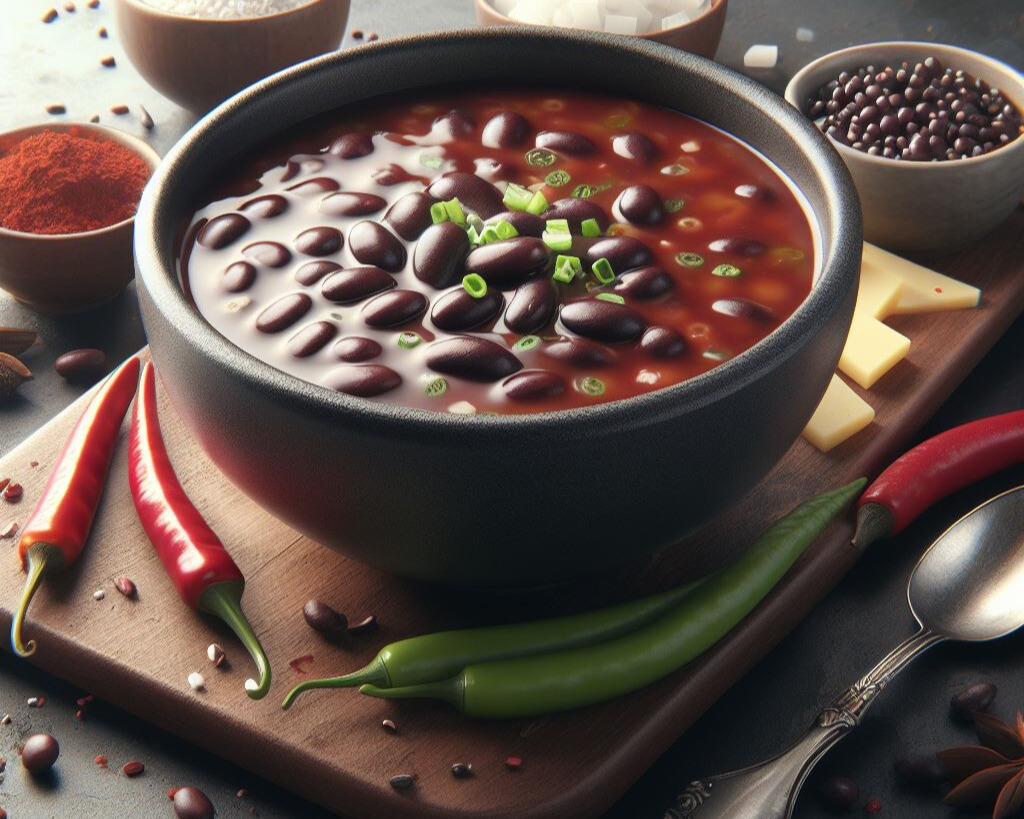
544;169;571;187
591;257;615;284
514;335;541;351
712;264;743;278
552;254;581;283
493;219;519;240
595;293;625;305
543;231;573;252
424;377;448;398
462;273;488;299
675;252;704;268
419;153;443;169
525;148;557;167
443;198;466;226
580;218;602;238
466;226;480;245
503;183;534;212
571;184;595;199
703;348;732;362
430;202;448;224
577;376;606;396
397;332;422;349
526;191;549;215
664;198;685;213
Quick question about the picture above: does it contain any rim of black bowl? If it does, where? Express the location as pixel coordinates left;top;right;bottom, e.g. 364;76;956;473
136;26;862;441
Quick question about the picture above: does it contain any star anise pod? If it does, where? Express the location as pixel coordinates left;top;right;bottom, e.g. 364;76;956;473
940;709;1024;819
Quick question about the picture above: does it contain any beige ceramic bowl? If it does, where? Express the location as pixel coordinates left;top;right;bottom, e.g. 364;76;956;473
474;0;728;59
786;41;1024;253
0;123;161;315
114;0;350;114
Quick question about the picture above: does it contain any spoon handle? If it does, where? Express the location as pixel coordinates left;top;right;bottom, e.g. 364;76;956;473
666;628;944;819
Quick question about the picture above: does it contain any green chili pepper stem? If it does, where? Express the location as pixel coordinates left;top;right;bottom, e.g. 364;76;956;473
199;581;271;700
281;657;389;710
10;544;64;659
851;502;894;551
360;679;464;710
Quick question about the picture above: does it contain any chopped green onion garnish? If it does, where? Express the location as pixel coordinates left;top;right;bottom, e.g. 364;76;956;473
664;198;685;213
544;169;571;187
493;219;519;240
478;225;501;245
515;335;541;351
661;163;689;176
466;226;480;245
424;376;448;398
524;148;557;167
397;332;422;349
712;264;743;278
675;252;704;268
443;198;466;226
591;257;615;284
703;348;732;362
595;292;625;305
577;376;606;396
552;254;582;283
503;183;534;212
580;218;602;238
419;153;443;169
543;231;573;251
526;191;549;215
545;218;570;235
430;202;448;224
466;213;485;233
462;273;488;299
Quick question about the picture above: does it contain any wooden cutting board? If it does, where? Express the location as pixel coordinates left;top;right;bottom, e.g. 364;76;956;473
1;212;1022;819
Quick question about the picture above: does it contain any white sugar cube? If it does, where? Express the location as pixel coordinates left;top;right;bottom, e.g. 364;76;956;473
491;0;516;13
569;0;604;30
605;14;638;34
607;0;652;31
743;44;779;69
508;0;553;25
796;26;815;42
660;10;692;29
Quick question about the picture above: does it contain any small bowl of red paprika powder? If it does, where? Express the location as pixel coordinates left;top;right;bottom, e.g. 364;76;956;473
0;123;160;314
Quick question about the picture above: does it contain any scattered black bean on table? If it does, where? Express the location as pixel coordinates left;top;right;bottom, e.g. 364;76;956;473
172;786;216;819
894;754;950;788
819;775;860;810
303;599;349;639
950;680;998;722
805;56;1023;160
21;733;60;775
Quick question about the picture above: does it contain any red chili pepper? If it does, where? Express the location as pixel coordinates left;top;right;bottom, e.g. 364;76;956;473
128;362;271;699
11;356;141;657
853;409;1024;548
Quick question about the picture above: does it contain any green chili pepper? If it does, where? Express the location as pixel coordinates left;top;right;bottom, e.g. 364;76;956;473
358;478;866;719
281;577;708;709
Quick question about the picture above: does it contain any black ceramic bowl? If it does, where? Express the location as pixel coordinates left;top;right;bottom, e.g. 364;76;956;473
135;28;861;588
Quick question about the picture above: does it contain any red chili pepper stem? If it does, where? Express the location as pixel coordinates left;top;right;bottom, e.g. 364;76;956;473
10;544;65;658
198;580;271;700
851;503;896;551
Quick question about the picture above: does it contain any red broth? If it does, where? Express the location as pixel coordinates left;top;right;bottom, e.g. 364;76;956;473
181;89;815;414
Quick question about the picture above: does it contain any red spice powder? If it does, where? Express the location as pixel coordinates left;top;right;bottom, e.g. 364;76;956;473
0;128;150;234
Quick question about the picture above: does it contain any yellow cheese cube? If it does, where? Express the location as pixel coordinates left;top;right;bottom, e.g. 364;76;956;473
862;243;981;315
855;261;904;320
802;374;876;453
839;315;911;389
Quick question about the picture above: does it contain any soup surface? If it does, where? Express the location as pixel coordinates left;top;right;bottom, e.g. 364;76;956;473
182;89;815;414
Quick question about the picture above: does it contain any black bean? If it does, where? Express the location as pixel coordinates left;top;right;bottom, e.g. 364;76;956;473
481;111;531;148
348;221;406;272
708;237;766;256
362;290;428;328
502;370;567;401
541;337;617;368
198;214;250;249
614;266;673;299
303;599;348;639
21;733;59;775
505;278;557;334
389;774;415;791
465;237;549;288
894;755;950;787
951;681;997;722
535;130;596;155
426;172;504;219
325;364;401;397
222;261;256;292
329;132;374;158
614;185;664;225
333;336;382;362
288;321;337;357
287;177;340;196
543;198;610;232
384;192;437;241
295;226;343;257
256;293;312;333
560;299;646;343
322;267;396;304
319;191;388;217
585;236;654;272
819;776;859;810
431;287;504;331
432;109;475;140
488;210;546;237
242;241;291;268
295;260;341;286
712;298;776;322
173;786;215;819
611;132;658;162
238;194;288;218
640;326;686;358
413;222;470;289
425;337;522;382
55;348;107;384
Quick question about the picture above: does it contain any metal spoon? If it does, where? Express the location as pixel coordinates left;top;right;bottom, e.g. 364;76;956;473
666;484;1024;819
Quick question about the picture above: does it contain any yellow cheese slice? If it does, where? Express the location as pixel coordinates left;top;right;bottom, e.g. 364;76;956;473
862;243;981;315
855;261;904;320
839;315;912;389
802;374;876;453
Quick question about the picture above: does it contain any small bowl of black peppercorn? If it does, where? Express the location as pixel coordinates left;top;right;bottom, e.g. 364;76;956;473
786;41;1024;253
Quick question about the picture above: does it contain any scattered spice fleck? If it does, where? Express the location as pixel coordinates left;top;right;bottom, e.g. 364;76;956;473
100;55;116;68
0;478;8;493
0;757;6;773
3;482;23;501
187;671;205;691
381;719;397;733
864;797;883;813
75;709;87;721
366;31;379;41
93;588;106;601
289;654;315;675
110;104;130;115
167;787;180;799
26;697;40;708
87;0;99;6
0;521;18;539
347;614;378;635
122;760;145;777
505;756;524;771
29;461;38;468
389;774;415;791
114;576;136;598
207;643;226;667
1;714;11;725
236;788;247;798
46;103;66;115
42;8;59;22
98;25;108;37
139;105;154;130
63;1;75;10
77;695;95;707
95;755;108;768
351;28;363;38
451;762;473;778
89;114;100;123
